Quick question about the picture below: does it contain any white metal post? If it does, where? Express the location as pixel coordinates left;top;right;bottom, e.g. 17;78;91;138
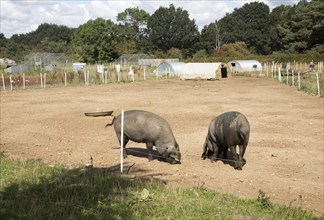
120;109;124;173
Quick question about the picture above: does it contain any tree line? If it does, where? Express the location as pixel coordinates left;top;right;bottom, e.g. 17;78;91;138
0;0;323;64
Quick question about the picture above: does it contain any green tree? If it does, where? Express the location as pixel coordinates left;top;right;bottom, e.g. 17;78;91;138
147;4;199;57
0;33;7;49
278;0;324;53
200;21;223;55
10;23;73;48
116;7;151;54
269;5;292;52
0;41;27;62
71;18;118;63
219;2;272;54
117;7;149;39
39;37;69;53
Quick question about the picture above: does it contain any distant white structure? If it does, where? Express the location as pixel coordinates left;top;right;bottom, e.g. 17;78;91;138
97;65;105;73
180;62;229;80
228;60;262;73
156;62;185;76
0;58;16;66
73;63;86;72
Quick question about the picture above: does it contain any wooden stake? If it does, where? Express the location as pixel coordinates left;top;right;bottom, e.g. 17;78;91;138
44;73;46;88
2;74;6;91
316;72;321;96
23;73;25;89
40;73;43;88
64;71;67;86
298;72;300;90
10;74;13;91
144;68;146;81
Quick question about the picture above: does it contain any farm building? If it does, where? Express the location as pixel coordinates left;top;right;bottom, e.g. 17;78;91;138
228;60;262;73
180;63;229;80
156;62;185;76
5;65;28;74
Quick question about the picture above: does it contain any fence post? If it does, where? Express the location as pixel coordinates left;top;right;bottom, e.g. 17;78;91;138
64;71;67;86
278;67;281;82
10;74;13;91
120;109;124;173
144;67;146;81
286;70;289;85
23;73;25;89
40;73;43;88
316;72;321;96
291;70;294;87
298;72;300;90
44;73;46;88
2;74;6;91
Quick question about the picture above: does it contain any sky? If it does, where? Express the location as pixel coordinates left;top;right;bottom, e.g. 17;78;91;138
0;0;299;38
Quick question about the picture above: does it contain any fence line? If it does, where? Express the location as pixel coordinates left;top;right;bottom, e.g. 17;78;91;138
1;61;323;96
262;61;323;97
0;68;160;91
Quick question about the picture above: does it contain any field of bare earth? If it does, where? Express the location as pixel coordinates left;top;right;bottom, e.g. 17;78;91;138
1;76;323;216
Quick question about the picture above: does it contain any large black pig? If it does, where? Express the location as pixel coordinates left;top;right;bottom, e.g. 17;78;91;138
106;110;181;164
201;111;250;170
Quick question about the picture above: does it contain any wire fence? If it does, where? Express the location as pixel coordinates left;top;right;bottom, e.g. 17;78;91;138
2;61;323;97
262;61;324;96
0;62;176;91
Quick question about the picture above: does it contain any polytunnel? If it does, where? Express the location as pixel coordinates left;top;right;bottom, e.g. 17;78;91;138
228;60;262;73
180;62;229;80
156;62;185;76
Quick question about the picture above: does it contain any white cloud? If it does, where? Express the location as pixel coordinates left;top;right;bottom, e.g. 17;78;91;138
0;0;299;38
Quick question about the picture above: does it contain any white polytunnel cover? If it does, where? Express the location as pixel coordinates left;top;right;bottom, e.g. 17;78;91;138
180;62;228;80
156;62;186;76
228;60;262;72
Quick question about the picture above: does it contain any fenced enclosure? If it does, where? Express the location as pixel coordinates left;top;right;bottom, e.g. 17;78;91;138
1;61;323;97
0;63;167;90
261;61;324;97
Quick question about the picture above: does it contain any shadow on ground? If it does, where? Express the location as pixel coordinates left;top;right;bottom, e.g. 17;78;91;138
0;161;169;219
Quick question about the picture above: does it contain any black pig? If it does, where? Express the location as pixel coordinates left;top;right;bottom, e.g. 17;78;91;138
106;110;181;164
201;111;250;170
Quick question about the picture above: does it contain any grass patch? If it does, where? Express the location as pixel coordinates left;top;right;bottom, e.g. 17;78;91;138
0;155;322;220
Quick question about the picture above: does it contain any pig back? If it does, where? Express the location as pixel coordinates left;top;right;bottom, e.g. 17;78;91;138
114;110;176;144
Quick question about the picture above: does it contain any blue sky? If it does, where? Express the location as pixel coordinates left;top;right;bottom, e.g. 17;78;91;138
0;0;299;38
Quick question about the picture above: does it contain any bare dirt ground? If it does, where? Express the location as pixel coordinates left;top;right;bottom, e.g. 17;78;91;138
1;76;323;216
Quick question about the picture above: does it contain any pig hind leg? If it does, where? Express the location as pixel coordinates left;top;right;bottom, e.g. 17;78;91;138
210;143;219;162
146;142;154;161
238;144;247;167
229;146;242;170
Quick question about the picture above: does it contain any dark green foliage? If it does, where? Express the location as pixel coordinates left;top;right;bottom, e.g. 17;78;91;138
147;4;199;56
10;23;73;50
71;18;119;63
277;0;324;53
116;7;151;54
218;2;272;55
